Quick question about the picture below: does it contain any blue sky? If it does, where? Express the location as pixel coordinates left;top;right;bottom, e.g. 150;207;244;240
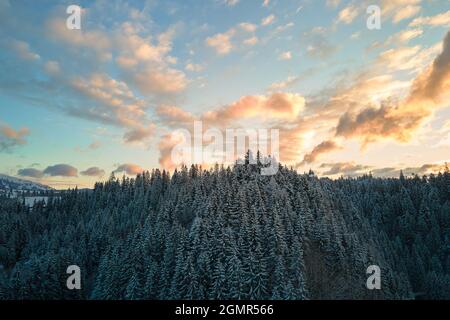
1;0;450;188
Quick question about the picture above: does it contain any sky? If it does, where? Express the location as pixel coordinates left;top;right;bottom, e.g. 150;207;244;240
1;0;450;189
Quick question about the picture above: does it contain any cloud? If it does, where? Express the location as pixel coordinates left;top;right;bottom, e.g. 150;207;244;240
69;73;157;144
206;29;236;55
410;9;450;27
381;0;422;23
376;43;441;75
131;66;187;95
262;0;270;7
123;124;155;144
224;0;239;6
158;132;188;169
370;167;397;177
303;27;337;59
278;51;292;60
156;93;306;168
17;168;44;179
261;15;276;26
156;92;311;167
335;31;450;146
205;21;260;55
300;140;341;165
70;73;137;109
337;5;359;24
403;164;447;176
386;28;423;45
80;167;106;177
290;37;438;166
273;22;294;35
278;124;312;164
114;163;144;175
157;105;196;127
132;38;170;62
300;66;418;154
113;24;188;96
4;4;191;161
0;122;29;152
411;31;450;101
53;19;185;100
10;17;180;147
377;46;422;71
268;76;299;91
351;32;361;40
114;24;175;65
326;0;340;8
243;36;259;46
319;162;446;178
335;105;415;144
88;141;101;150
320;162;372;176
185;63;203;72
46;17;111;61
10;40;40;61
393;5;421;23
43;164;78;177
202;92;306;125
239;22;258;33
372;164;447;177
44;60;61;75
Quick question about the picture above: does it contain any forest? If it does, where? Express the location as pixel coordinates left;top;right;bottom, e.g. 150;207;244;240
0;153;449;300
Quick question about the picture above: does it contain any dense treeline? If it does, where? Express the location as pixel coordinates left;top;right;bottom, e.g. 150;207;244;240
0;154;449;300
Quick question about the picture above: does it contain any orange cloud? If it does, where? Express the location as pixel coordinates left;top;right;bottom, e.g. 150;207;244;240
0;122;29;151
155;93;307;167
300;140;342;165
382;0;422;23
158;132;187;169
202;92;305;125
337;5;359;24
335;30;450;146
156;94;307;169
410;9;450;27
157;105;196;127
206;29;236;55
123;124;155;144
278;124;307;164
70;73;157;144
319;162;372;176
114;163;144;175
132;66;187;95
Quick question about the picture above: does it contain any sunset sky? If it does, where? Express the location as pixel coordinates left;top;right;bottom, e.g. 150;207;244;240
1;0;450;189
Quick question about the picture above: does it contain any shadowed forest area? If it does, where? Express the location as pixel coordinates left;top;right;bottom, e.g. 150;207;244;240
0;155;449;300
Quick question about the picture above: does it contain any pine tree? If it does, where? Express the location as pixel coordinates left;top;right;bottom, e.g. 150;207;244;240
0;153;448;301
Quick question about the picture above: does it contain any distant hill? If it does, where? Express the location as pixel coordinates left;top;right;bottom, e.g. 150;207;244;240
0;174;53;194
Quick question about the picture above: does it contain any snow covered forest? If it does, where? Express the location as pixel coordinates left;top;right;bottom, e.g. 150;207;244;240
0;154;449;300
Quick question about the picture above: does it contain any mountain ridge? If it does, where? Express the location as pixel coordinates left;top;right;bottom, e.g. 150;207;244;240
0;174;53;193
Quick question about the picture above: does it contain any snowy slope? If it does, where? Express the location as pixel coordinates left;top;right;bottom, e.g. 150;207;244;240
0;174;53;193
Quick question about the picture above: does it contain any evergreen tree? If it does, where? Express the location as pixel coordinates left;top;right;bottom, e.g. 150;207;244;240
0;151;448;300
